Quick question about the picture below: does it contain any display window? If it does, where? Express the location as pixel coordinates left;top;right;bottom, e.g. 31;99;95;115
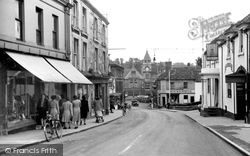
7;70;36;124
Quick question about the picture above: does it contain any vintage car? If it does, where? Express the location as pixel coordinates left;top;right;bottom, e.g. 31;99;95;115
131;100;139;107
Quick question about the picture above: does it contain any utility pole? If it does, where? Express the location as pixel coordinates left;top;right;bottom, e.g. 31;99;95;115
165;60;172;103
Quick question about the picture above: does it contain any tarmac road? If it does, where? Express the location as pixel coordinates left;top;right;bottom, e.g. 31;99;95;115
39;104;243;156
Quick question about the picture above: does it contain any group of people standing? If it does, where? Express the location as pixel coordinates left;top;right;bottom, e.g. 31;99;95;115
37;94;89;129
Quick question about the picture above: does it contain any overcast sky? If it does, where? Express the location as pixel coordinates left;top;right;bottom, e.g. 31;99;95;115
90;0;250;64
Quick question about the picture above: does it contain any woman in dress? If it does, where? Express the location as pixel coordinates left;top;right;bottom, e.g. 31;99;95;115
80;95;89;125
37;94;49;128
49;95;59;120
72;95;81;129
61;97;73;129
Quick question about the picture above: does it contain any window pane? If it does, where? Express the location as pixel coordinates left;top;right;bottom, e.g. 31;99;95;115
15;20;21;39
36;30;41;45
15;0;20;19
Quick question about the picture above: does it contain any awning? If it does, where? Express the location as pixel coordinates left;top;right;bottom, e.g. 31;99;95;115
7;52;71;83
46;58;92;84
226;73;246;83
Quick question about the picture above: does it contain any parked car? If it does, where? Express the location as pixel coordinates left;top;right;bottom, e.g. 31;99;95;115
132;100;139;107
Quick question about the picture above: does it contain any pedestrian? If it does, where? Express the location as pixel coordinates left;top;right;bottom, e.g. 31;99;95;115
150;97;154;109
110;98;115;113
93;96;104;122
37;93;49;128
80;95;89;125
58;95;66;125
72;95;81;129
49;95;59;121
61;97;73;129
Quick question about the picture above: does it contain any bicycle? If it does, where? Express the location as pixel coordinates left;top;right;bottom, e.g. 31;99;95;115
43;112;62;142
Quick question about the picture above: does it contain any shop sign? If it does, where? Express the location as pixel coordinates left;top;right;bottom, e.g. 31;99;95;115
188;13;233;42
171;90;194;93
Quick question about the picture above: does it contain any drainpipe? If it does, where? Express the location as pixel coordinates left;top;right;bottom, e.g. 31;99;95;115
233;40;236;120
221;46;224;115
245;31;249;123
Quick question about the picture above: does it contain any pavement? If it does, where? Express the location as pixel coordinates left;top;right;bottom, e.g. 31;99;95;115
0;109;250;156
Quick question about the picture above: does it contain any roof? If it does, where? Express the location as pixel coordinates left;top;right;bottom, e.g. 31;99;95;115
124;66;143;79
143;51;151;61
157;66;201;81
109;63;124;70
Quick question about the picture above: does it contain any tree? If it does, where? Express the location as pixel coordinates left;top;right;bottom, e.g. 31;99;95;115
195;57;202;67
114;58;120;64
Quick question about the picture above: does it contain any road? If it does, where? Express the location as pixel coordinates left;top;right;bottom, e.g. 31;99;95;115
38;103;243;156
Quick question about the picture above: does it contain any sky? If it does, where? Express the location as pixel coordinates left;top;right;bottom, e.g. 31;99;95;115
90;0;250;64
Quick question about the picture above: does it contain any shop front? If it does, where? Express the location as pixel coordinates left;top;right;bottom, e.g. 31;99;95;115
0;51;92;135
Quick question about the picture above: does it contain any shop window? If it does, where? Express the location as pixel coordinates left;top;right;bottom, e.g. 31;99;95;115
184;95;188;99
7;71;36;124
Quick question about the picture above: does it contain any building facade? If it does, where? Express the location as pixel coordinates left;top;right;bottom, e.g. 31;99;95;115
69;0;110;114
156;66;199;107
109;63;124;106
0;0;96;135
200;13;250;122
124;66;144;97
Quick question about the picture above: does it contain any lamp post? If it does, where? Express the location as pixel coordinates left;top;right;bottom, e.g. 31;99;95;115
165;61;172;103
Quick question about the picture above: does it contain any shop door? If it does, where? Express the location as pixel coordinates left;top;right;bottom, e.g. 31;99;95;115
162;97;165;106
236;83;245;120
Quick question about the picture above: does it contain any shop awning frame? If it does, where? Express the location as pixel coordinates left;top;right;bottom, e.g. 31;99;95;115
45;58;93;85
6;52;71;83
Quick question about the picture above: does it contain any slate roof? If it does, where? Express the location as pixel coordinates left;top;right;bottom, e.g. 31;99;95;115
157;66;201;81
143;51;151;61
124;66;143;79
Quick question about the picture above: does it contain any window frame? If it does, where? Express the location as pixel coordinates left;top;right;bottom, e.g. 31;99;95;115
183;82;188;89
103;51;106;72
36;7;43;45
15;0;24;41
93;17;98;40
52;14;58;49
82;42;87;71
95;48;98;71
73;38;79;68
82;7;87;32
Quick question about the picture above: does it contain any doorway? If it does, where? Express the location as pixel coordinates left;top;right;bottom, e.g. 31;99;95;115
236;83;245;120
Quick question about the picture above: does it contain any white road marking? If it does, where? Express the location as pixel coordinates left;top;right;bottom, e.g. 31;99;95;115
118;135;142;155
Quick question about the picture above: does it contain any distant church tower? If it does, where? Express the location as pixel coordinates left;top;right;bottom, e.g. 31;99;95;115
141;51;152;93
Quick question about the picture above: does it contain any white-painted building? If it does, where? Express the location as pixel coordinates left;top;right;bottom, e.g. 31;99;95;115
200;13;250;122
